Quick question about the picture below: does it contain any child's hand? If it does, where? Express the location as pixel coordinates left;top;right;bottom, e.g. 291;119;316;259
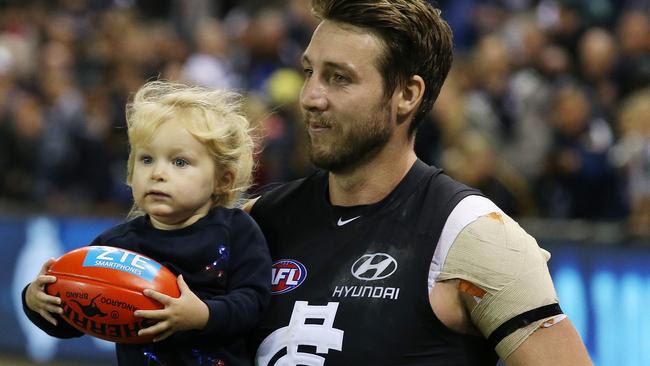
135;275;209;342
25;258;63;326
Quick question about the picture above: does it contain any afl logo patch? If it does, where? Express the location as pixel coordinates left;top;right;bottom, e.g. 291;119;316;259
271;259;307;294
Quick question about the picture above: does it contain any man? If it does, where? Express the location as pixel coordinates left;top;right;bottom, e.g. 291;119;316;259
245;0;593;364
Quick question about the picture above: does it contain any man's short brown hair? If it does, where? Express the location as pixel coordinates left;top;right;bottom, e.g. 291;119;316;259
311;0;454;135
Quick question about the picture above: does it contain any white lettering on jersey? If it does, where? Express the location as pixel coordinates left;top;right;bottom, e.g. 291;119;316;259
256;301;344;366
272;268;300;285
331;285;400;300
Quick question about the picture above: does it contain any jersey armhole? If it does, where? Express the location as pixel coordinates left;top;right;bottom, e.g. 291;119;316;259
428;195;503;292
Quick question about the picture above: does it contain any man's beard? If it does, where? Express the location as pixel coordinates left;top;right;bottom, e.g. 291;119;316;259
306;107;393;174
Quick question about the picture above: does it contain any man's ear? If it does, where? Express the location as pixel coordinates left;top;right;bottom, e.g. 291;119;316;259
396;75;425;117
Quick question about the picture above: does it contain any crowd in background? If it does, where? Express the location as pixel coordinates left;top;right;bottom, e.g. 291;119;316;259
0;0;648;238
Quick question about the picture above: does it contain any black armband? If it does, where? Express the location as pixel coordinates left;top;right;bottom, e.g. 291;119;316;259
487;303;564;350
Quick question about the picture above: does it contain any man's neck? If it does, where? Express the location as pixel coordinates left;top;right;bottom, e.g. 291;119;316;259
328;147;417;207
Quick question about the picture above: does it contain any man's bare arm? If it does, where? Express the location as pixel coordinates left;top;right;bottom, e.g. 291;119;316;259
432;281;593;365
430;210;593;365
504;318;592;366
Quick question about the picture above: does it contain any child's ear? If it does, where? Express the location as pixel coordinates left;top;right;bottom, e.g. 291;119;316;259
214;171;234;195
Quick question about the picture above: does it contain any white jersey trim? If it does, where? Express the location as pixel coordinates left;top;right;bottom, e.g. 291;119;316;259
427;195;503;292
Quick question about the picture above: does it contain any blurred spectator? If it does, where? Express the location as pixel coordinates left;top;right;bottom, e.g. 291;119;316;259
501;16;556;181
0;44;16;118
181;18;241;90
537;83;625;219
462;30;554;183
0;92;46;204
38;69;86;209
442;131;538;217
0;0;645;237
254;68;313;188
464;34;515;148
233;7;293;92
538;43;573;80
610;88;650;237
417;66;465;168
74;85;131;213
577;27;619;118
615;11;650;99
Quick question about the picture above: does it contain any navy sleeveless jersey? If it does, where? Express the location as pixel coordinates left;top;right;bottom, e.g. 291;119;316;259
250;160;498;365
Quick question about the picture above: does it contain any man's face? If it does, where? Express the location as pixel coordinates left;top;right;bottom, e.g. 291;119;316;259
300;20;393;173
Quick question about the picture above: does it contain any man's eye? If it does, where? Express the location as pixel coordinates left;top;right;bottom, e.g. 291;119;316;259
173;158;188;167
303;68;313;77
332;74;348;83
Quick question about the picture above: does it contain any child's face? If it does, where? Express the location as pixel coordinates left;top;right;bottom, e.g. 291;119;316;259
131;120;218;229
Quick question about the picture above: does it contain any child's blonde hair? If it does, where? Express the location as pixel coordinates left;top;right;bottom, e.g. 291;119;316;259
125;80;254;211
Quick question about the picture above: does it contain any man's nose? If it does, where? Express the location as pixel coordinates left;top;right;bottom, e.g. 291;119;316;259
300;77;328;111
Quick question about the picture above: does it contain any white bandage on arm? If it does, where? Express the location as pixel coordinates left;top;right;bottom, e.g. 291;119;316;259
429;196;563;359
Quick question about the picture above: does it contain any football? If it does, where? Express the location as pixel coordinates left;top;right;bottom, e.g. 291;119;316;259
45;245;180;344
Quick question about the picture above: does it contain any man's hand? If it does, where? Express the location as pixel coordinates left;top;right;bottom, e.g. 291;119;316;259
135;275;209;342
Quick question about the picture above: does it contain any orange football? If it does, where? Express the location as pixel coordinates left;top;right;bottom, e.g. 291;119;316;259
45;246;180;344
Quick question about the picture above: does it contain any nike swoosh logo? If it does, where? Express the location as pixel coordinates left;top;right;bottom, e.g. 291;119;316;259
337;216;361;226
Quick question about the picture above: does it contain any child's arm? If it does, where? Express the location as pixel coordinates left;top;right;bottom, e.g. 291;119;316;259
22;259;84;338
136;211;271;341
196;213;271;336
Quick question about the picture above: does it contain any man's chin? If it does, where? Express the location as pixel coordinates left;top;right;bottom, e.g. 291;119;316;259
310;154;353;173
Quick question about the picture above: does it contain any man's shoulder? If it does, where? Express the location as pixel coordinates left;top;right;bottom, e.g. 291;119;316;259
251;171;326;214
431;195;501;254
